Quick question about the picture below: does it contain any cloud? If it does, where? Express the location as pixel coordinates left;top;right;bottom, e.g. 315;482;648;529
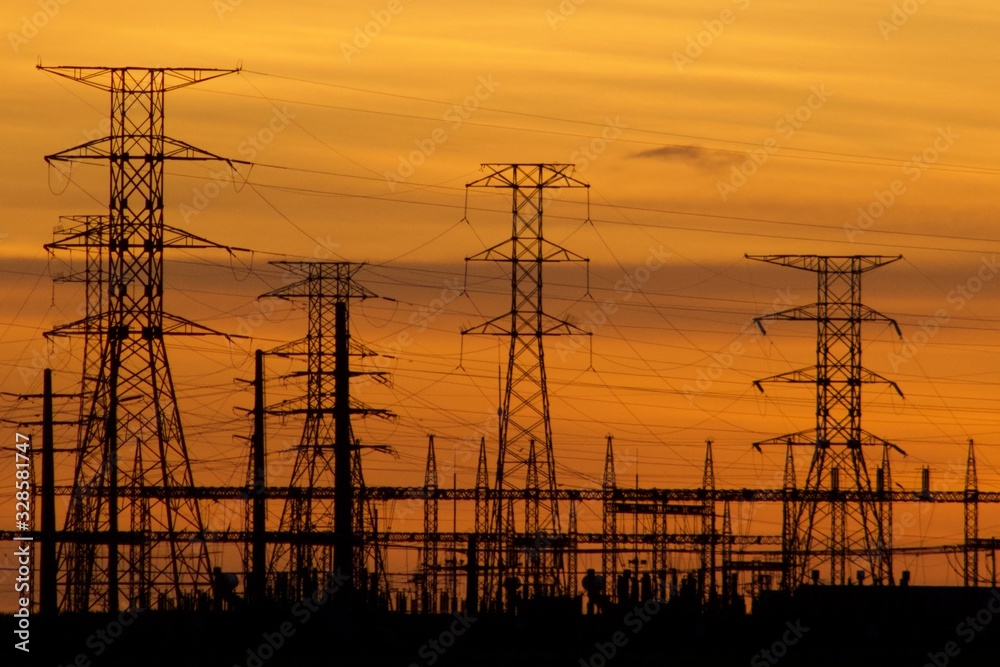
632;144;738;168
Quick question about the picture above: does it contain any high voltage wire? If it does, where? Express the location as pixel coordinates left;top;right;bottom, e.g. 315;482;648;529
53;158;1000;258
176;169;1000;256
220;70;1000;177
15;73;1000;473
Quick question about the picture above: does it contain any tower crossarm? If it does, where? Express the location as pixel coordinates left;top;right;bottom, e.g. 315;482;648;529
753;366;903;397
263;394;396;420
753;429;907;455
44;136;247;165
265;262;378;301
462;312;591;337
754;304;902;337
37;65;240;92
267;337;380;361
745;254;902;273
466;162;588;189
466;237;589;264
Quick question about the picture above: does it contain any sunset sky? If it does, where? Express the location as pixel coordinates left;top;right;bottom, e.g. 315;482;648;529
1;0;1000;601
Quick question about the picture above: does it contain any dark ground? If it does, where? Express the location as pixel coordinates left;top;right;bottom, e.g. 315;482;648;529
5;586;1000;667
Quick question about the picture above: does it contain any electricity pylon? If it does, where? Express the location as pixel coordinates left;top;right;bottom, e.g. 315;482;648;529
263;262;391;600
749;254;903;588
463;163;590;609
42;66;245;612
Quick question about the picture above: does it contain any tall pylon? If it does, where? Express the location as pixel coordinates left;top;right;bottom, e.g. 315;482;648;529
749;255;904;588
422;435;439;612
602;435;618;593
701;438;717;604
965;439;979;586
781;439;797;588
263;262;390;600
475;436;489;536
462;164;590;608
41;66;244;612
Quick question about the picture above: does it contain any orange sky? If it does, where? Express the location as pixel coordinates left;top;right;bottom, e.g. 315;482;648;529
1;0;1000;600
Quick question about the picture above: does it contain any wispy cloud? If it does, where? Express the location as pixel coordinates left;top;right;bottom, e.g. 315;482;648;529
632;144;738;168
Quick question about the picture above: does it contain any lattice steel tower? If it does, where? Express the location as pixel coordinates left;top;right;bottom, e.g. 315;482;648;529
42;66;243;612
749;255;903;588
263;262;389;600
463;164;589;608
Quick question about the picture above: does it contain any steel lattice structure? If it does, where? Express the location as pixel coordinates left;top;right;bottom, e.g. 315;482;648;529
965;439;979;586
463;164;590;610
749;254;903;588
41;66;242;612
421;435;439;611
262;262;390;601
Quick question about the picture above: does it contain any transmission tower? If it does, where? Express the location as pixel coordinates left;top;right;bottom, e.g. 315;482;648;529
422;434;439;612
749;254;903;588
463;163;590;609
41;66;246;612
602;434;618;596
701;438;717;605
263;261;391;601
965;439;979;586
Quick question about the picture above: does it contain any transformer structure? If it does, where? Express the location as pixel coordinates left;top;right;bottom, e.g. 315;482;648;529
263;261;390;601
463;164;589;610
41;66;244;612
749;254;903;588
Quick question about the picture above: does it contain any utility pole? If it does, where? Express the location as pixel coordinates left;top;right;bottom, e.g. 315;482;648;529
333;301;353;597
249;350;267;605
41;369;57;616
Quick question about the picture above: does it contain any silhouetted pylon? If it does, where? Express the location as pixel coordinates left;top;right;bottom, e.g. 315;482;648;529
749;254;904;588
42;66;245;612
462;163;590;608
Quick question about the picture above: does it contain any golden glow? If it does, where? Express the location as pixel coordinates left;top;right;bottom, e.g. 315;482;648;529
2;0;999;600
